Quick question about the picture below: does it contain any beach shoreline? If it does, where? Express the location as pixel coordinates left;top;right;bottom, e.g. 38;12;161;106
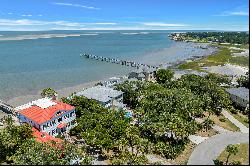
6;79;105;107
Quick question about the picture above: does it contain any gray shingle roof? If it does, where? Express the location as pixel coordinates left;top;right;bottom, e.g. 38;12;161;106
226;87;249;101
138;73;146;78
75;85;123;103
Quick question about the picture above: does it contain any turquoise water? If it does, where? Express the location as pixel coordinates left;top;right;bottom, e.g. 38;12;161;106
0;30;213;100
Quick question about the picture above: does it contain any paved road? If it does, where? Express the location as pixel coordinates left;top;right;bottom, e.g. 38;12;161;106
188;132;249;165
222;110;249;133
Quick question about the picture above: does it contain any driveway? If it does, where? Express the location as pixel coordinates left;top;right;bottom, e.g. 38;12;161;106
188;132;249;165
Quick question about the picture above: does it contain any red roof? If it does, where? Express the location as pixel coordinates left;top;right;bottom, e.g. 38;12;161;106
32;127;62;143
19;100;75;124
57;122;67;129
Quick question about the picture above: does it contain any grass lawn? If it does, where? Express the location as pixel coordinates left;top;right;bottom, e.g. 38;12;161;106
240;44;249;49
178;45;249;70
229;56;249;67
178;47;231;70
210;114;240;132
171;142;196;165
217;143;249;165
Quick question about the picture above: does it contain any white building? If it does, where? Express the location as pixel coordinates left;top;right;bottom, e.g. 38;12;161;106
15;98;77;137
74;85;125;109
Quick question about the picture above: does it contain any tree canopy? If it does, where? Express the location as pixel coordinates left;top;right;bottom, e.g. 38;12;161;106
237;71;249;89
41;88;58;98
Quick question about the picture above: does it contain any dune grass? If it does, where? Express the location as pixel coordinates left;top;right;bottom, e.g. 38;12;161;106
178;46;249;70
210;114;240;132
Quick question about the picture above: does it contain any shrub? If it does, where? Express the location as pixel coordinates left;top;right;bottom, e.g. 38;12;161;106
230;108;239;114
219;117;226;122
229;160;242;165
213;159;224;165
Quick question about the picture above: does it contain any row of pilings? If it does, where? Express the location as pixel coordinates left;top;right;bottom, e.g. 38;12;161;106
0;100;15;114
81;53;159;69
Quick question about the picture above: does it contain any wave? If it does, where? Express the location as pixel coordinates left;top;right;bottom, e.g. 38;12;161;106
81;34;99;36
0;33;99;41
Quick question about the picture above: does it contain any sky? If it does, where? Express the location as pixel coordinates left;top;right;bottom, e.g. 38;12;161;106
0;0;249;31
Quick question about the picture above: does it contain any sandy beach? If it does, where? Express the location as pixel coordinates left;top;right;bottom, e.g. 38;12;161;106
202;64;248;77
6;79;103;107
136;42;217;67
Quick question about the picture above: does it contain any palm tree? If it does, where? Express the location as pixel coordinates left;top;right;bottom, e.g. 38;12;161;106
202;117;214;132
41;88;58;99
225;144;238;165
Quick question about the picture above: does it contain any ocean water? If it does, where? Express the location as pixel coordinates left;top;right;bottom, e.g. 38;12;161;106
0;30;215;101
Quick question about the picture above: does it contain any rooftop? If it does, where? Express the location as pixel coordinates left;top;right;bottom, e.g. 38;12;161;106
32;127;62;143
75;85;123;103
173;69;208;79
132;67;156;74
16;98;75;124
226;87;249;101
15;98;56;111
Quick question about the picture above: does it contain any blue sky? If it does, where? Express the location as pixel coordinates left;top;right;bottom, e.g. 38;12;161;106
0;0;249;31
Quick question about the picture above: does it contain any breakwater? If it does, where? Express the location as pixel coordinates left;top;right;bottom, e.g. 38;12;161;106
81;53;160;69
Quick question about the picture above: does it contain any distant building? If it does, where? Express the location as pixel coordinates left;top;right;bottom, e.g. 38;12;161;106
102;76;128;88
74;85;126;109
226;87;249;109
15;98;77;137
128;67;156;81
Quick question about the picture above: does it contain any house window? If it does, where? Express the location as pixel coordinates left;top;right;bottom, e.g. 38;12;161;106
56;111;62;116
58;117;62;123
71;120;76;125
51;120;56;126
52;129;56;135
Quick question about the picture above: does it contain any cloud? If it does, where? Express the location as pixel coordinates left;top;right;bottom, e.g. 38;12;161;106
214;11;249;16
38;14;43;17
21;14;32;17
140;22;188;27
0;19;45;26
0;19;248;31
0;19;116;28
7;12;13;15
90;22;117;25
52;2;100;10
229;11;249;16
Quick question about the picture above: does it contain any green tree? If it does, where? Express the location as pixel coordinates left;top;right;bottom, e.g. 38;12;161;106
0;118;33;162
66;96;130;154
205;73;231;86
156;69;174;84
202;117;214;132
237;72;249;89
225;144;239;165
9;139;93;165
41;88;57;98
175;74;231;114
213;159;224;165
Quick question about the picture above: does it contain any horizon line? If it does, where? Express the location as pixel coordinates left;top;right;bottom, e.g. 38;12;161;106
0;29;248;32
